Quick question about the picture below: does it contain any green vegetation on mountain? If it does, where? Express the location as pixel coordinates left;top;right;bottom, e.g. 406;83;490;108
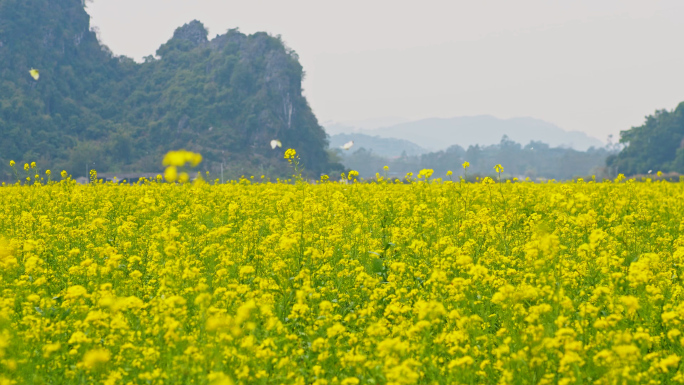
607;102;684;175
0;0;341;180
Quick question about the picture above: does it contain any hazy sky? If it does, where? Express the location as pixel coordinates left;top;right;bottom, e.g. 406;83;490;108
87;0;684;142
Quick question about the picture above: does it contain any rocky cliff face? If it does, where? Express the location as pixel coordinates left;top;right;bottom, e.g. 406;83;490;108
0;0;340;179
131;23;333;175
172;20;209;47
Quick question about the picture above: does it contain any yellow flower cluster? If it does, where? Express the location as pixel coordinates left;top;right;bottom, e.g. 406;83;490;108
417;169;433;179
1;176;684;384
162;150;203;167
162;150;202;183
284;148;296;160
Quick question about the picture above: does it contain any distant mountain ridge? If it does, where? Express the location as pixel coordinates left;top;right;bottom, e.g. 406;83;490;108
326;115;604;151
323;117;409;135
329;133;427;157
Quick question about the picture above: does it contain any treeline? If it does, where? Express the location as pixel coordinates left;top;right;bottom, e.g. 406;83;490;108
608;102;684;175
338;136;615;180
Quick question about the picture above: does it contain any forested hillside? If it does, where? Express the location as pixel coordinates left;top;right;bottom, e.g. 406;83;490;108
0;0;341;179
607;102;684;175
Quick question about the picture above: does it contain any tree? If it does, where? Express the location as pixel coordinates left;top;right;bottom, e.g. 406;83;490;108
607;103;684;175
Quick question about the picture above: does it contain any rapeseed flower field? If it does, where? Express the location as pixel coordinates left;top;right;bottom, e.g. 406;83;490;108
1;158;684;384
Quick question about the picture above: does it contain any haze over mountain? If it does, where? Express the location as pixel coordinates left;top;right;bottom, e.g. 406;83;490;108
328;117;615;180
340;138;614;181
324;117;409;135
329;133;427;158
326;116;604;152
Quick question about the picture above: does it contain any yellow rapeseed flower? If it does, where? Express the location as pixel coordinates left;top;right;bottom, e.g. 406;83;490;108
165;166;178;183
0;152;683;384
162;150;202;167
178;172;189;184
80;349;110;370
42;343;61;358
